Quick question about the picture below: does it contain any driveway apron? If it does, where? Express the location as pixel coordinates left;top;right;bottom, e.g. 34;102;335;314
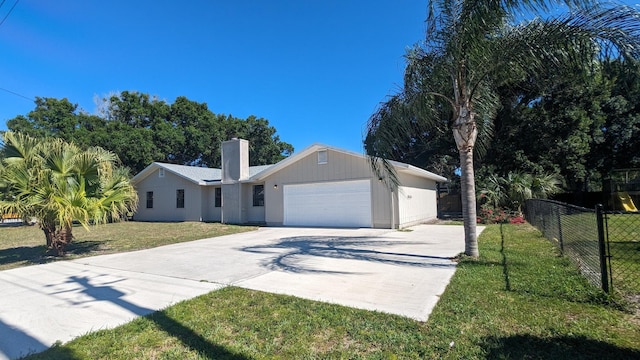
0;225;476;359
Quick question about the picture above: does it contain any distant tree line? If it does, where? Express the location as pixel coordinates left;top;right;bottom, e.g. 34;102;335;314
367;58;640;194
7;91;294;173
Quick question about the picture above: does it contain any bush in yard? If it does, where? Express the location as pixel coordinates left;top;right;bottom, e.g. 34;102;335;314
477;204;526;224
0;132;138;255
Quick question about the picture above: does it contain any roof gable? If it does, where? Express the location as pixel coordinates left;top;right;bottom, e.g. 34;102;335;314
132;162;222;185
251;144;447;182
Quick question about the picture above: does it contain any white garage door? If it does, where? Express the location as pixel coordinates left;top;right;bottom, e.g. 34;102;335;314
283;180;372;227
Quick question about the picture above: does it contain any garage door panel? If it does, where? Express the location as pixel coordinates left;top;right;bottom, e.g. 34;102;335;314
284;180;372;227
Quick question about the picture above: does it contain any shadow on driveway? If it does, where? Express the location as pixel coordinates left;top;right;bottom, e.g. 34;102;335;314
241;236;457;274
0;318;48;360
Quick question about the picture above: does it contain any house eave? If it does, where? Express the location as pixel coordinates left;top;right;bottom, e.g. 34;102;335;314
389;161;448;182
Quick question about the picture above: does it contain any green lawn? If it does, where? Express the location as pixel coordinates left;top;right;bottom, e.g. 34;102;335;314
605;214;640;296
534;211;640;297
21;223;640;359
0;221;257;271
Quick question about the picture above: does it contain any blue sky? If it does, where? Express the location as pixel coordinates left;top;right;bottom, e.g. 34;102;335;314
0;0;427;153
0;1;638;154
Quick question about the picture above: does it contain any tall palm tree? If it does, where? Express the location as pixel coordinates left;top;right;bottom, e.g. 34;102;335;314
0;132;138;255
365;0;640;257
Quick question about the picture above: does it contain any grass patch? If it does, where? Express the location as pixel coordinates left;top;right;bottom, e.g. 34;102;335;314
0;222;256;270
23;224;640;359
427;224;639;359
606;214;640;295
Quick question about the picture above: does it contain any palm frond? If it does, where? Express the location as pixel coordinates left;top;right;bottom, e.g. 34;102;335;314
1;132;41;164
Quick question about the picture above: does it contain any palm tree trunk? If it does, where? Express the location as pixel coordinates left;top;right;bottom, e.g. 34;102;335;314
41;222;73;256
453;105;479;257
61;224;73;247
459;147;479;257
41;222;55;249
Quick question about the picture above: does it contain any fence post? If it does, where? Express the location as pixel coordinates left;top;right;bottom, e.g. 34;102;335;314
596;204;609;293
556;206;564;254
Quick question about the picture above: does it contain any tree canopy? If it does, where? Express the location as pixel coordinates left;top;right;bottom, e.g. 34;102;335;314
365;0;640;257
7;92;294;173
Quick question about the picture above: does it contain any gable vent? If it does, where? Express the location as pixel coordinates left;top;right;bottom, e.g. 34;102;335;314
317;150;328;164
159;168;165;178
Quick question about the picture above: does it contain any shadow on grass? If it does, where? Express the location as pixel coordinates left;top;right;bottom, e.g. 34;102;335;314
500;224;511;291
27;275;249;359
242;236;457;274
0;245;50;267
0;241;106;268
497;224;612;305
65;240;109;256
146;311;250;359
483;334;640;360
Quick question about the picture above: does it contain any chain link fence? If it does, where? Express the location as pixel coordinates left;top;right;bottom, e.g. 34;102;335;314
524;199;603;288
603;212;640;298
525;199;640;300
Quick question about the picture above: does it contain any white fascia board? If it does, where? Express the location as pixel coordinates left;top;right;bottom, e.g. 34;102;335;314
389;160;448;182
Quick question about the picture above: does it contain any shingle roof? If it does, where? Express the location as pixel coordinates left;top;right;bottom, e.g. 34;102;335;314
249;165;275;177
133;162;276;185
158;163;222;183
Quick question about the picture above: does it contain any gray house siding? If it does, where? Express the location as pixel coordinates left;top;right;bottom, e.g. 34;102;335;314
243;183;266;223
132;141;445;228
133;169;204;222
203;187;222;222
262;149;393;228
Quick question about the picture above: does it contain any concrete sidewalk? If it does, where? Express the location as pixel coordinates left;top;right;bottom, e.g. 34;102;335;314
0;224;478;359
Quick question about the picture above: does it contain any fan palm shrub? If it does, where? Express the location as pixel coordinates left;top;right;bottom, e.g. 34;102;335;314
0;132;138;255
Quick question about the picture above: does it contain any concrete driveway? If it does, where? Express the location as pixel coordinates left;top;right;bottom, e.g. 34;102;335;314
0;224;477;359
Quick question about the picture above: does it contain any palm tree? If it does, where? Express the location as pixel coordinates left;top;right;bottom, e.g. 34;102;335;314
479;171;562;211
0;132;138;255
365;0;640;257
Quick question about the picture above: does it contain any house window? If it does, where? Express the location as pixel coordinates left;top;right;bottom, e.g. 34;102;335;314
317;150;327;164
159;168;165;178
146;191;153;208
253;185;264;206
176;189;185;208
215;188;222;208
